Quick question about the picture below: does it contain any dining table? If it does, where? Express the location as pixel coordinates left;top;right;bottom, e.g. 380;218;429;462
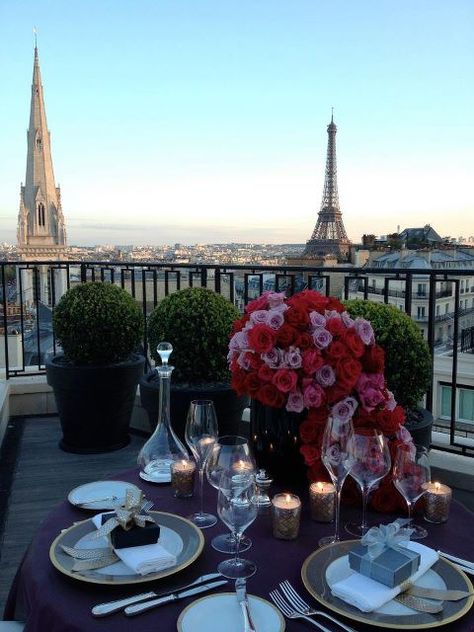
4;467;474;632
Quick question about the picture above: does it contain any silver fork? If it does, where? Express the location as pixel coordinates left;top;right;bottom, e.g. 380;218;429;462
280;580;356;632
269;589;332;632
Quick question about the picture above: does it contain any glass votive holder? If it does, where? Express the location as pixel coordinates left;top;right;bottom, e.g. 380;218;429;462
171;459;196;498
272;493;301;540
422;481;452;523
309;482;336;522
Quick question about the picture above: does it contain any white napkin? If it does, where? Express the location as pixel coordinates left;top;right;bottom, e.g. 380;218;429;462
330;541;439;612
91;513;177;576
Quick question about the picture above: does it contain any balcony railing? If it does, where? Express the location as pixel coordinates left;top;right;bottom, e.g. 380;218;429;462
2;260;473;457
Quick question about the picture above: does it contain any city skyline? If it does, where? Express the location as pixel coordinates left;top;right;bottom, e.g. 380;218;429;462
1;1;473;246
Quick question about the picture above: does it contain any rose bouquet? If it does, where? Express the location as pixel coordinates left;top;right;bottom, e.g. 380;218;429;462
228;289;412;512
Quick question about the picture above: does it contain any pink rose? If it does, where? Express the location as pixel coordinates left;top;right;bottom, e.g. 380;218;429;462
237;351;253;370
250;310;269;325
312;327;333;349
286;389;304;413
309;311;327;328
331;396;358;423
303;383;325;408
285;346;303;369
266;309;285;330
262;347;283;368
354;318;375;345
341;311;355;328
315;364;336;387
267;291;286;308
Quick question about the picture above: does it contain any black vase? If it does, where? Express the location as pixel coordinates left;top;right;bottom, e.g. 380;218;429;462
250;400;307;487
46;353;145;453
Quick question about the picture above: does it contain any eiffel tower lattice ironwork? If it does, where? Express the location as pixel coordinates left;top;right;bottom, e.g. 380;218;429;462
302;113;351;260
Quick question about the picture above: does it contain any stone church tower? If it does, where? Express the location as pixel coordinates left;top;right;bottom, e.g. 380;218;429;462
17;44;68;304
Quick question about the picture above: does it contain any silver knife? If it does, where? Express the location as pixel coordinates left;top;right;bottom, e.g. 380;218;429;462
91;572;222;617
438;551;474;572
407;586;474;601
124;579;228;616
395;593;444;613
235;578;257;632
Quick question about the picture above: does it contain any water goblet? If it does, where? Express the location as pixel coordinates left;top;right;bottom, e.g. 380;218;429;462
216;471;258;579
185;399;218;529
345;429;391;537
393;444;430;539
319;416;355;547
206;435;256;553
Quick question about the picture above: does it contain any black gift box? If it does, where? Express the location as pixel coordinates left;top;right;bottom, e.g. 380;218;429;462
101;513;161;549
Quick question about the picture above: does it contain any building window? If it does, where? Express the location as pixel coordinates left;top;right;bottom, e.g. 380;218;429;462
445;303;449;314
440;385;474;423
37;203;45;227
417;306;426;319
417;283;426;297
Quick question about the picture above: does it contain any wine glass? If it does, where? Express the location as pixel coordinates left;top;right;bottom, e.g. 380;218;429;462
393;444;430;539
319;416;355;547
206;435;256;553
185;400;219;529
345;429;391;537
216;471;258;579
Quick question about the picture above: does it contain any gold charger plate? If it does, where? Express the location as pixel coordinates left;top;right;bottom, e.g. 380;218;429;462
49;510;204;585
301;540;474;629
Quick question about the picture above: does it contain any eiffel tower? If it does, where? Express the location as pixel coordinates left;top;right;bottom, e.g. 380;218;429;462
302;113;351;261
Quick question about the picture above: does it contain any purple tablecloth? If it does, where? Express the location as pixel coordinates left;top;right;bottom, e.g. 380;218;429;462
4;469;474;631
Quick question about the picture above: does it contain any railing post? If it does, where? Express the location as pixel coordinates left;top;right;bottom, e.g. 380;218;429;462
80;263;87;283
1;264;10;378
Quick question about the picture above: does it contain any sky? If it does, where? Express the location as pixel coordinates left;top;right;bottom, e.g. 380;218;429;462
0;0;473;247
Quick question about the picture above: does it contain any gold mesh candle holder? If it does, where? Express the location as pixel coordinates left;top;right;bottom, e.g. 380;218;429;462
171;459;196;498
422;482;452;523
272;493;301;540
309;482;336;523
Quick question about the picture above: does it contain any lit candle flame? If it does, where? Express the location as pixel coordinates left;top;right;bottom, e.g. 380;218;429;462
317;482;324;491
434;482;441;491
285;494;291;503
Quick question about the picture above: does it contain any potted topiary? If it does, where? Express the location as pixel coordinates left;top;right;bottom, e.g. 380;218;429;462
140;287;248;441
46;281;145;453
344;299;433;447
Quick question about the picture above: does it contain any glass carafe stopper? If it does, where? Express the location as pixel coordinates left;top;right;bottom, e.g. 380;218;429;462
255;468;273;507
157;341;173;366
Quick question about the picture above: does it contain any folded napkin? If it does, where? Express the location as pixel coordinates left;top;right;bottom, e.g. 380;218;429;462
91;513;177;576
330;541;439;612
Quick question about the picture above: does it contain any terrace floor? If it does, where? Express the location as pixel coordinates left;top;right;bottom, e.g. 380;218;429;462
0;416;473;618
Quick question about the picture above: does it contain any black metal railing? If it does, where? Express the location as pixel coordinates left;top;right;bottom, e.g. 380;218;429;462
1;260;473;456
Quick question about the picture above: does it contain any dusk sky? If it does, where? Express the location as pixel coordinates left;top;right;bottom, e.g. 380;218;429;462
1;1;473;246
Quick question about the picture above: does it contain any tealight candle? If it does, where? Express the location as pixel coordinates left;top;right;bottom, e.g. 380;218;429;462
272;493;301;540
309;482;336;522
233;459;253;474
171;459;196;498
422;481;452;523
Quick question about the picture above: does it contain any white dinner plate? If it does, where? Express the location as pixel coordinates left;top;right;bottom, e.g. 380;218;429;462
68;480;142;510
177;593;286;632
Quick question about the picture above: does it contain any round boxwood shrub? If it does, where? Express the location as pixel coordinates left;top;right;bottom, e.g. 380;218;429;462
53;281;144;365
147;287;240;383
344;299;432;411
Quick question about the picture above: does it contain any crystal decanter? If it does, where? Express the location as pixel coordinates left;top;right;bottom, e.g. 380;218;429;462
137;342;188;483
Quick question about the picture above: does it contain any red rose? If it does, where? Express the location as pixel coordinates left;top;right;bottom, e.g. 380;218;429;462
272;368;298;393
256;383;286;408
326;297;345;312
326;340;350;362
276;323;295;347
375;409;400;435
292;290;330;312
245;293;270;313
326;384;350;405
362;344;385;373
299;418;322;444
302;348;324;375
285;306;310;330
244;371;261;395
326;318;345;337
306;406;329;426
300;444;321;466
336;357;362;391
392;405;406;426
248;353;263;370
370;480;403;513
295;332;313;349
231;369;247;395
247;324;276;353
257;364;274;383
341;328;365;358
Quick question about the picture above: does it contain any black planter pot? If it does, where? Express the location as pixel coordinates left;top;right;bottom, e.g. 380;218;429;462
250;399;307;487
139;373;249;444
46;353;145;454
405;408;433;450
